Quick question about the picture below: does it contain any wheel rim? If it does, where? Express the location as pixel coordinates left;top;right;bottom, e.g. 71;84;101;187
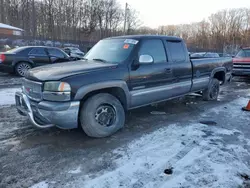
95;104;116;127
17;63;31;76
210;83;219;99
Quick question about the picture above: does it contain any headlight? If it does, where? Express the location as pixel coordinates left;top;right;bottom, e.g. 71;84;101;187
43;81;71;101
44;81;71;92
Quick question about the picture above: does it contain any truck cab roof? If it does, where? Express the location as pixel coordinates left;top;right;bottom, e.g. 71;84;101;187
107;35;182;41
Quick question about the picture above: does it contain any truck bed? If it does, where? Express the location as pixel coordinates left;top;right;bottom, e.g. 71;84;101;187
192;57;232;79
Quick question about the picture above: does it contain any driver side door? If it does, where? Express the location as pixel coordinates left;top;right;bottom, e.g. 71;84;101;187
129;39;174;108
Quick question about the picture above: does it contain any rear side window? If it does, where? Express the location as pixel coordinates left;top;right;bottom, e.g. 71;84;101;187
167;41;186;62
138;39;166;63
47;48;65;58
29;48;47;56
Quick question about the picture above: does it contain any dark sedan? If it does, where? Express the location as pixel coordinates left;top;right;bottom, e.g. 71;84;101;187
0;46;72;76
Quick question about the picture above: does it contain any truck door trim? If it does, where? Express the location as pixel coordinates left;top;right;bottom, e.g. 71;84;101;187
130;80;192;108
130;80;191;97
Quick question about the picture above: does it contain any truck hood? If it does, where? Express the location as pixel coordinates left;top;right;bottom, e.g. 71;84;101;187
26;60;117;81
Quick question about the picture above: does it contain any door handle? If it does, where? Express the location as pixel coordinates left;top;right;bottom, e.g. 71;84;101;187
165;68;172;74
29;56;35;59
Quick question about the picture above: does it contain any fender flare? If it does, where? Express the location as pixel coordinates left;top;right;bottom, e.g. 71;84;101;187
210;67;226;78
74;80;131;108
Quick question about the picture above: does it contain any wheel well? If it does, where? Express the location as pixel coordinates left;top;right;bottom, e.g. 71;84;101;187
14;61;32;68
213;71;225;84
80;87;128;110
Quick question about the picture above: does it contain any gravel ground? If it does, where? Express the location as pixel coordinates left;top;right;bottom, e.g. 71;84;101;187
0;74;250;188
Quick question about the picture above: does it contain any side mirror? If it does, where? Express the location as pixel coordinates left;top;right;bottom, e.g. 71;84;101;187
139;54;153;64
232;55;235;58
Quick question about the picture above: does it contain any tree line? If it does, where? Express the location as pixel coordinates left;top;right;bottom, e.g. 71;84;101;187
156;8;250;53
0;0;139;42
135;8;250;53
1;0;250;53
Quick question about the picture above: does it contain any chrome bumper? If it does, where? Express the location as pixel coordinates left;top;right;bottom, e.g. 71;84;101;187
232;68;250;76
15;92;80;129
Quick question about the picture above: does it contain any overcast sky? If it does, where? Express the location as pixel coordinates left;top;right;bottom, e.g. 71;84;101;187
118;0;250;28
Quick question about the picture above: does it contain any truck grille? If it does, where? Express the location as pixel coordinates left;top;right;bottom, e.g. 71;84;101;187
23;79;43;101
233;63;250;69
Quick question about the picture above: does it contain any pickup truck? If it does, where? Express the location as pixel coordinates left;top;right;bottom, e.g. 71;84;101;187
232;47;250;76
15;35;233;138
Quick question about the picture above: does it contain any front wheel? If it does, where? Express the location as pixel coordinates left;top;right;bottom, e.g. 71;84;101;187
15;62;32;77
80;93;125;138
202;78;220;101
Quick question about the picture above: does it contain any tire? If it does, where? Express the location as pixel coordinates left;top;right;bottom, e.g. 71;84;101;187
15;62;32;77
202;78;220;101
80;93;125;138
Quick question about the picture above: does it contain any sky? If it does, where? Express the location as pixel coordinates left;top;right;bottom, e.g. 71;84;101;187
118;0;250;28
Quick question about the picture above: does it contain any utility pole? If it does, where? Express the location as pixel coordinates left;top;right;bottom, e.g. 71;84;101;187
123;3;128;34
32;0;36;38
0;0;4;23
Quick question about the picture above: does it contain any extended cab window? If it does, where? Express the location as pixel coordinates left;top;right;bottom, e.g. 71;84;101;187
29;48;47;56
167;41;186;62
138;39;166;63
48;48;65;58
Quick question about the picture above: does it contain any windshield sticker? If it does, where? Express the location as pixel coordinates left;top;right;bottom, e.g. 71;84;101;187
123;44;130;49
124;39;138;45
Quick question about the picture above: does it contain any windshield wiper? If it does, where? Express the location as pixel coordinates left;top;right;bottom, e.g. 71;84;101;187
92;58;108;63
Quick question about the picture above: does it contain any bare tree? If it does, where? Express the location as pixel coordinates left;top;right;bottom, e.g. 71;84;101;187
2;0;249;53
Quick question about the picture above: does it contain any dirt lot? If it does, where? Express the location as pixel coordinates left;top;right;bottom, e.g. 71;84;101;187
0;74;250;188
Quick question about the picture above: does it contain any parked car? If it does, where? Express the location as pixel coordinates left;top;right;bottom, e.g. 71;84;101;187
218;53;231;57
63;47;85;60
232;47;250;76
191;52;220;59
15;35;232;138
0;46;72;76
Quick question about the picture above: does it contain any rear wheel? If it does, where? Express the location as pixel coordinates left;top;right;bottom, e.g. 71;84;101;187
80;93;125;138
202;78;220;101
15;62;32;77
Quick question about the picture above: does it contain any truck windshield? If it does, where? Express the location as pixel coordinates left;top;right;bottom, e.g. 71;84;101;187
84;39;137;64
236;49;250;58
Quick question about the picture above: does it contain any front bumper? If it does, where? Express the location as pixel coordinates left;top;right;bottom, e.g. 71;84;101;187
15;92;80;129
232;68;250;76
0;63;13;73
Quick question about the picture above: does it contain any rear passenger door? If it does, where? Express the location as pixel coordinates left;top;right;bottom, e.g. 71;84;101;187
129;39;174;107
28;48;50;67
165;40;192;95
